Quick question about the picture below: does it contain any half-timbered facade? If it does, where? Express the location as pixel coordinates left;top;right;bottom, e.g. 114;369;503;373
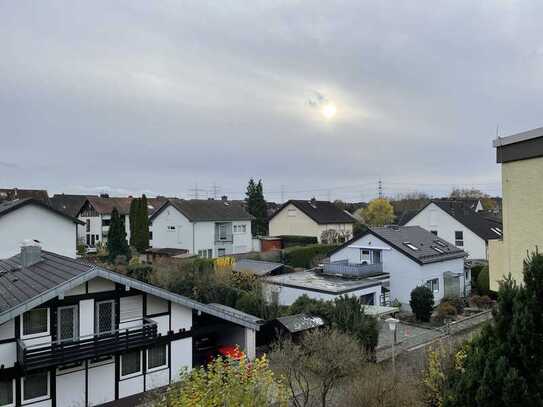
0;242;261;407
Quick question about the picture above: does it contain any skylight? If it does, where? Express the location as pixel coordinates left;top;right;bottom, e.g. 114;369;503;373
435;240;448;248
403;241;419;251
491;227;502;236
433;246;445;254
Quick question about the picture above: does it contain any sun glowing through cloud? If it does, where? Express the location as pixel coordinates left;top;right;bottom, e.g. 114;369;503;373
322;103;337;119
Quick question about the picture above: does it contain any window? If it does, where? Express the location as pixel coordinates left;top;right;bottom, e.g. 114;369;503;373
147;344;167;371
208;249;213;258
121;350;142;378
360;249;371;264
455;231;464;247
491;227;502;236
360;293;375;305
198;249;213;259
233;225;238;233
426;278;439;293
430;230;438;236
435;240;448;248
167;225;176;231
102;219;111;227
373;250;382;264
433;246;445;254
218;224;227;240
403;242;419;251
218;248;226;257
149;231;153;240
86;219;90;233
287;208;296;217
0;379;13;407
22;372;49;403
22;308;49;337
95;300;115;335
57;305;78;342
95;234;100;242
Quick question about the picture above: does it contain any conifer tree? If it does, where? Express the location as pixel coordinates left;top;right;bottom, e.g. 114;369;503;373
444;252;543;406
128;198;139;246
245;178;267;236
107;207;130;262
134;194;149;252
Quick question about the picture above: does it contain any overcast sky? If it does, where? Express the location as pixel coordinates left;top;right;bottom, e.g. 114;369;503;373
1;1;542;202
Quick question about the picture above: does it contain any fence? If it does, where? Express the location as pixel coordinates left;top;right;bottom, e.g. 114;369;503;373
323;262;383;277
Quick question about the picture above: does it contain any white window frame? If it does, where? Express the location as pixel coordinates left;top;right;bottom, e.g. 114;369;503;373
21;308;50;340
217;248;226;257
360;249;371;264
120;350;143;379
0;379;15;407
146;344;168;373
21;372;50;404
57;304;79;343
95;300;115;336
455;231;464;247
426;278;440;294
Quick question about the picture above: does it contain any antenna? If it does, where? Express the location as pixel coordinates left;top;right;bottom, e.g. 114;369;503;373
280;184;286;203
378;178;383;199
210;183;220;199
188;183;204;199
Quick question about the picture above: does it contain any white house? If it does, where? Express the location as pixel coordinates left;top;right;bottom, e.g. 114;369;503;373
0;199;82;259
263;269;389;307
149;198;254;258
403;200;502;260
268;199;355;243
0;243;261;407
50;194;166;250
329;226;468;308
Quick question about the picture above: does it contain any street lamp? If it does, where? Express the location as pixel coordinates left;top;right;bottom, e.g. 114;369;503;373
385;317;399;376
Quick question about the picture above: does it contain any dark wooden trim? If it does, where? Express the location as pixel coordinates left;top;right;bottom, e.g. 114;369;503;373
50;366;56;407
497;135;543;163
145;311;169;319
0;337;16;345
114;354;120;400
85;360;89;407
15;376;21;407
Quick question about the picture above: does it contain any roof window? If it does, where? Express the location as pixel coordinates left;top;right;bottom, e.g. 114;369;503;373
403;241;419;251
433;246;445;254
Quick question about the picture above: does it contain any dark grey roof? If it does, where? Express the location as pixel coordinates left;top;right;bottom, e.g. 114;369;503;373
0;188;49;203
330;226;466;265
275;313;324;333
0;251;261;330
396;209;419;226
432;201;502;241
150;198;254;222
270;200;355;225
207;303;265;326
232;259;283;276
0;199;84;225
50;194;91;217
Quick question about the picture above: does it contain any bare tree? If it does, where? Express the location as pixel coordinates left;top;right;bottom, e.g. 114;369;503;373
270;328;364;407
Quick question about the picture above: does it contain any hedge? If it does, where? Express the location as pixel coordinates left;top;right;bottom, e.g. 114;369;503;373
278;235;318;248
282;244;338;268
126;264;153;283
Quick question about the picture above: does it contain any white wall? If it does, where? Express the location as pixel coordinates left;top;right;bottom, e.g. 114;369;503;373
150;205;193;251
56;369;86;407
170;337;192;382
194;221;215;255
0;204;77;258
269;203;320;239
330;233;466;307
88;359;115;405
406;203;488;260
232;220;252;254
264;282;381;307
170;303;192;331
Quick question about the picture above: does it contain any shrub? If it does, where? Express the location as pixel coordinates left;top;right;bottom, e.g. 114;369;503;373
410;286;434;322
279;235;318;248
435;302;457;322
476;266;490;295
282;244;337;268
440;296;465;314
76;243;87;256
469;294;493;309
126;264;153;283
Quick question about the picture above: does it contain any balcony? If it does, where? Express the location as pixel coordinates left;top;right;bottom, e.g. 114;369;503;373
17;318;158;372
323;261;384;278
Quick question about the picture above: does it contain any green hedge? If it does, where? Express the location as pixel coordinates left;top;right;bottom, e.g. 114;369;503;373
279;235;318;248
126;264;153;283
282;244;338;268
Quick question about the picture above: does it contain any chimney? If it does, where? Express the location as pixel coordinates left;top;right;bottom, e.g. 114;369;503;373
221;195;228;202
20;240;42;268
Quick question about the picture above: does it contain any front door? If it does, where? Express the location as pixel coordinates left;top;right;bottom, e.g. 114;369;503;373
57;305;78;342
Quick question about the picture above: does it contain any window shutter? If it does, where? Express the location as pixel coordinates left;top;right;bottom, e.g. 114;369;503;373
119;296;143;322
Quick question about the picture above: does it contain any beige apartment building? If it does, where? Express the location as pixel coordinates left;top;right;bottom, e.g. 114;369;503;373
489;127;543;291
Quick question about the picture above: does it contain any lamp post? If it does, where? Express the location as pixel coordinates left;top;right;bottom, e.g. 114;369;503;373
385;317;399;376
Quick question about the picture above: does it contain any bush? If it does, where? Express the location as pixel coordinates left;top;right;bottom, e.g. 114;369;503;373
435;302;457;322
126;264;153;283
440;296;465;314
279;235;318;248
76;243;87;256
476;266;490;295
469;294;493;309
410;286;434;322
282;244;337;268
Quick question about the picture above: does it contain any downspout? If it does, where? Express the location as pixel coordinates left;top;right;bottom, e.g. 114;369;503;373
192;222;195;254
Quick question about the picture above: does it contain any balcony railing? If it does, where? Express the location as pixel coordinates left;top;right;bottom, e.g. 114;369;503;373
17;318;158;372
323;261;384;278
